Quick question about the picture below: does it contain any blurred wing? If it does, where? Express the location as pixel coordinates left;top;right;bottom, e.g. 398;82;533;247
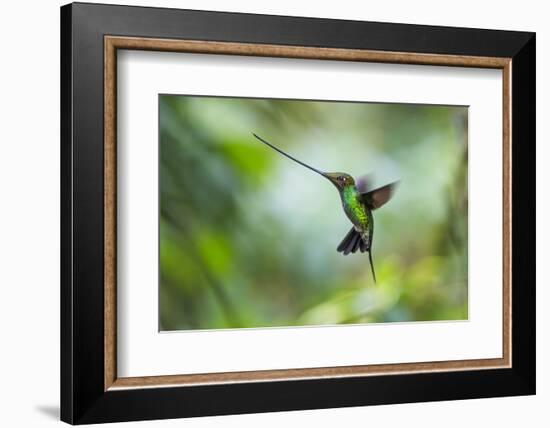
355;173;375;194
361;181;398;210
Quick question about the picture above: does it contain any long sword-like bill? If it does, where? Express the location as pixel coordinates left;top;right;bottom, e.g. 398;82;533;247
252;133;325;176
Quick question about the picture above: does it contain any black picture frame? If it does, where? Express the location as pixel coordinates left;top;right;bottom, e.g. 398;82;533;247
61;2;535;424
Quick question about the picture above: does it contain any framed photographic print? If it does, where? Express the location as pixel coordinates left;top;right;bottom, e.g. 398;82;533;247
60;2;535;424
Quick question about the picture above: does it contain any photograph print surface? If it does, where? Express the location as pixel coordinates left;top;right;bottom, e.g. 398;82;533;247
159;95;468;331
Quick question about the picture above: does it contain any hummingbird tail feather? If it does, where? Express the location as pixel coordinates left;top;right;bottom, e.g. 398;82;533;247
368;249;377;284
337;228;356;253
337;228;363;255
347;234;360;255
337;228;376;283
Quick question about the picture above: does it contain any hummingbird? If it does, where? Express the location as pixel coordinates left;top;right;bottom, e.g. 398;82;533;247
253;133;397;283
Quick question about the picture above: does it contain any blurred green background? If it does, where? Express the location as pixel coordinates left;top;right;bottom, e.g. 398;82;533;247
159;95;468;331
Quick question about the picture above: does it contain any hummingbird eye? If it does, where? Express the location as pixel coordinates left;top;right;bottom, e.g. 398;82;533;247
338;175;346;182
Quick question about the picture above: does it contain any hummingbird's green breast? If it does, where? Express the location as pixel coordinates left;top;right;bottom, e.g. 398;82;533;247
341;185;372;233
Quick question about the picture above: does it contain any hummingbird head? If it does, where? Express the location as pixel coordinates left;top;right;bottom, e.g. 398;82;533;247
323;172;355;191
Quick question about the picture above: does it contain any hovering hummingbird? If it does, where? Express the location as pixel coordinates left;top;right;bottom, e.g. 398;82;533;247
253;133;397;283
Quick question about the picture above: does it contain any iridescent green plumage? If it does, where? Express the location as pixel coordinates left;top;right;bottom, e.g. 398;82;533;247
342;182;370;230
253;134;397;284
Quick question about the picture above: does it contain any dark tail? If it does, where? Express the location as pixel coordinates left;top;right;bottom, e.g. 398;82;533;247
337;227;376;283
368;249;377;284
337;227;362;255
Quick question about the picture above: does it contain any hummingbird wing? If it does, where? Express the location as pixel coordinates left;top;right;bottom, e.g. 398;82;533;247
361;181;399;210
355;173;375;194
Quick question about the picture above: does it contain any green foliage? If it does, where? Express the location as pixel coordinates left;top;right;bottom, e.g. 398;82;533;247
159;95;468;331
